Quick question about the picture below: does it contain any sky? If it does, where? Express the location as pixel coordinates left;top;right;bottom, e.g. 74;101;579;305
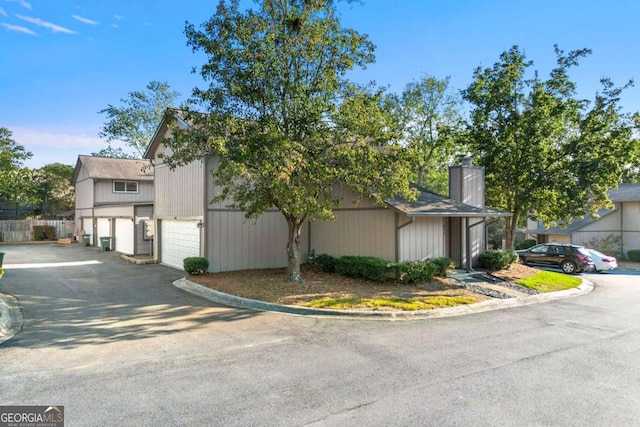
2;0;640;169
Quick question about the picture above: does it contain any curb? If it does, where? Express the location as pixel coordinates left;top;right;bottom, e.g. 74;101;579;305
0;292;23;344
173;277;595;320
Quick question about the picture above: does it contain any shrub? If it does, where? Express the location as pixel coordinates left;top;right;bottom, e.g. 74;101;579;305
33;225;56;241
478;250;518;270
316;254;337;273
428;257;455;277
183;257;209;275
627;249;640;262
395;261;437;284
335;256;389;282
515;239;537;250
0;267;3;280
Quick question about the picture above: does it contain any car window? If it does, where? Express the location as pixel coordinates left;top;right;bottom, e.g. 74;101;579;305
549;246;560;254
578;248;592;257
530;245;548;254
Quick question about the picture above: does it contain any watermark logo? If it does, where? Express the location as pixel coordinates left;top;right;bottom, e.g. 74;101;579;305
0;406;64;427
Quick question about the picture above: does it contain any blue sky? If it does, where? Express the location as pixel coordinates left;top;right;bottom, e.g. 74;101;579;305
2;0;639;168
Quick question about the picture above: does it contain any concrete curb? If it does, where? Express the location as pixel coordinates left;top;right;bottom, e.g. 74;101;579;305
0;292;23;344
173;277;595;320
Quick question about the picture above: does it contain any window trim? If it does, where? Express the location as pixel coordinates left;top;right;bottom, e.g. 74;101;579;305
113;180;139;194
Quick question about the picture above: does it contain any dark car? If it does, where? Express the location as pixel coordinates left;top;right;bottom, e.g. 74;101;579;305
516;243;594;274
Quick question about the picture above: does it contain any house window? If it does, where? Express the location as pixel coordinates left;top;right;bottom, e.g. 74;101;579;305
113;181;138;193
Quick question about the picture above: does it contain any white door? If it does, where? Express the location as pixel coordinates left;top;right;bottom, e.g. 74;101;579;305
115;218;135;255
97;218;111;239
83;218;94;245
160;220;201;270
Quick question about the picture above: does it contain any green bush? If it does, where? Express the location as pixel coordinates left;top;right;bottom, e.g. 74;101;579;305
395;261;437;284
316;254;337;273
515;239;537;250
335;256;389;282
33;225;56;241
627;249;640;262
0;267;3;280
478;250;518;270
429;257;455;277
183;257;209;275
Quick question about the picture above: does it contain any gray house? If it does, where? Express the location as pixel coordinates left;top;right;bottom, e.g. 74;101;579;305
526;183;640;256
72;155;154;255
145;112;511;272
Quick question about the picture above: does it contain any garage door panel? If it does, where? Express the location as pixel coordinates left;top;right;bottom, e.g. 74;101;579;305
160;220;200;270
115;218;134;255
97;218;110;239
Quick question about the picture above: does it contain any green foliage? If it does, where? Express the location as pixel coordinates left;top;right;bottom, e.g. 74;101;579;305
183;257;209;275
428;257;456;277
164;1;414;282
463;45;639;249
395;261;437;284
315;254;337;273
515;239;537;250
32;225;56;241
335;256;389;282
582;234;622;258
478;250;518;270
303;295;476;311
384;75;465;194
99;81;179;158
516;271;581;292
0;127;36;213
91;145;137;159
627;249;640;262
33;163;75;216
0;267;3;279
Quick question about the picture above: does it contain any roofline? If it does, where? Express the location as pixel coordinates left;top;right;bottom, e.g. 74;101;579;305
144;108;193;159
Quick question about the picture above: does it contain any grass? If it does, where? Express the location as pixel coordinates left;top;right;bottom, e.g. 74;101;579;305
302;295;477;311
516;271;582;293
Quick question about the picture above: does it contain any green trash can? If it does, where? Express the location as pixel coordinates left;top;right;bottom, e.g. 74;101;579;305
99;237;111;251
82;234;91;247
0;252;4;267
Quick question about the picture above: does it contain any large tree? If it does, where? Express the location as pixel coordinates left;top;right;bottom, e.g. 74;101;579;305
99;81;179;158
33;163;75;216
463;46;638;248
162;0;414;282
385;75;464;194
0;127;35;215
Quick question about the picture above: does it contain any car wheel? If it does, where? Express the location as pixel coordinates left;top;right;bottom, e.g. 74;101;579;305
561;260;577;274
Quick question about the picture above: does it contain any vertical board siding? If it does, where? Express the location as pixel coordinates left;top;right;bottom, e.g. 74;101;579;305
0;220;75;242
207;210;288;272
309;208;396;261
399;216;446;261
134;205;153;255
75;179;94;209
94;180;153;204
154;160;204;218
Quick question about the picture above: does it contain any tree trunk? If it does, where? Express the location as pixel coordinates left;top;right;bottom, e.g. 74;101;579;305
504;210;519;250
285;217;304;283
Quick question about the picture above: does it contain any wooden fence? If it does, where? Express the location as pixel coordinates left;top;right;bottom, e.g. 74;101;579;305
0;219;76;242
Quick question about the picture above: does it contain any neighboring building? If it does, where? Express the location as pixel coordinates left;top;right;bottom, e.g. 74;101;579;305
526;183;640;257
71;155;154;255
145;112;510;272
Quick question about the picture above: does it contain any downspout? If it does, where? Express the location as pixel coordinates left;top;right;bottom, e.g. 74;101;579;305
466;217;486;272
620;203;625;258
395;213;415;262
484;218;500;249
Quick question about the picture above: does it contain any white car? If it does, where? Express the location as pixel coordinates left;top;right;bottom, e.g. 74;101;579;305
587;249;618;272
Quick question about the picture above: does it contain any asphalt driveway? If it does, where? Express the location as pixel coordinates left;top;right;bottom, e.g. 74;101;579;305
2;243;640;426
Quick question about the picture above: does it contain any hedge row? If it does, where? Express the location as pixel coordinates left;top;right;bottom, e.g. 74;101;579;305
183;257;209;275
315;254;455;284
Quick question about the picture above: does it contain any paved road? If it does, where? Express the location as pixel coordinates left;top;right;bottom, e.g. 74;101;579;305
1;244;639;426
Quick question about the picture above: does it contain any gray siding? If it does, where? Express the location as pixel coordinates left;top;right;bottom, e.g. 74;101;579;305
399;216;446;261
449;164;485;208
135;205;153;255
206;210;289;272
309;208;396;261
94;179;153;205
154;143;205;218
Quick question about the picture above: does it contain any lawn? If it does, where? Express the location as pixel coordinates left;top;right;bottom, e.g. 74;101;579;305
516;271;582;293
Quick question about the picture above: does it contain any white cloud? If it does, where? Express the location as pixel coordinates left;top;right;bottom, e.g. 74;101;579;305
0;7;7;16
111;24;118;28
72;14;98;25
4;0;32;10
114;14;123;20
16;14;76;34
1;21;37;35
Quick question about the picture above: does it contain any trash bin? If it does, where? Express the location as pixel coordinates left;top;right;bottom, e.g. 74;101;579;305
82;234;91;247
99;237;111;251
0;252;4;267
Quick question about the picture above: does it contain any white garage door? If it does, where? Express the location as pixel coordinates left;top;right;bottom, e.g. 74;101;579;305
160;220;201;270
97;218;111;239
115;218;135;255
83;218;94;245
